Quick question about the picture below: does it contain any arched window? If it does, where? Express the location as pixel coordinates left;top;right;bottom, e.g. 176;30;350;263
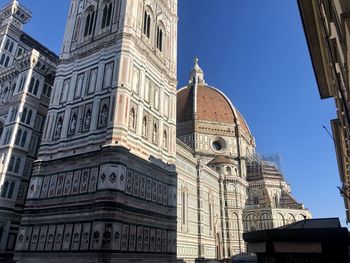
18;75;26;92
4;39;10;50
8;156;15;172
101;2;113;29
163;130;167;149
21;108;27;123
20;130;27;147
1;180;9;197
143;10;151;38
15;129;22;145
84;8;96;37
0;54;5;65
14;158;21;173
33;79;40;95
7;181;15;199
273;194;279;207
253;195;259;205
26;109;32;125
142;116;147;138
28;77;35;93
4;56;9;67
9;42;14;53
129;108;136;130
153;124;157;144
156;26;163;52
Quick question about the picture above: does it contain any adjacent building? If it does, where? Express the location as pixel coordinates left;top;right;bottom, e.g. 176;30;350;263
298;0;350;221
0;1;58;262
0;0;312;262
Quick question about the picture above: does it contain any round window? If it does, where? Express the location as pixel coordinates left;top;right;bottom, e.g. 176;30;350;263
212;141;223;151
211;137;227;152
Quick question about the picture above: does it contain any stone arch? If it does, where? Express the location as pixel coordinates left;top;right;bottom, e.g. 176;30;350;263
244;213;258;232
286;213;296;225
274;213;285;227
259;212;272;230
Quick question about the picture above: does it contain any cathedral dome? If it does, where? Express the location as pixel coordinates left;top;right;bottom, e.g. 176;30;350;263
177;59;252;138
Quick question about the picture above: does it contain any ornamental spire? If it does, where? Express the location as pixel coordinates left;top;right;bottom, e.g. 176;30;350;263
189;57;206;85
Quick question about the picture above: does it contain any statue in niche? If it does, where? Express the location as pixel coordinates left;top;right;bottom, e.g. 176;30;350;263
99;104;108;127
129;108;135;130
84;109;91;130
69;114;77;134
55;118;63;138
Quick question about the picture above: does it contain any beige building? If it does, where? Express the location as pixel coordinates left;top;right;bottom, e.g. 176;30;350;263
298;0;350;221
175;60;311;262
0;0;311;262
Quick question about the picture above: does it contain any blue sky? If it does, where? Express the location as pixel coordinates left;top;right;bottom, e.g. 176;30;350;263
12;0;345;225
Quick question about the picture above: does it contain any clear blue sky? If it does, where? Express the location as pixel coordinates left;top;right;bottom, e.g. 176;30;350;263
11;0;345;225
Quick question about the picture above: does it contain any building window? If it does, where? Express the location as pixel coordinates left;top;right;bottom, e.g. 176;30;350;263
4;39;10;50
9;42;14;53
33;79;40;95
28;77;35;93
20;131;27;147
152;123;158;144
1;180;9;198
26;110;32;125
163;130;168;149
21;108;27;123
4;56;9;67
253;195;259;205
101;2;113;29
15;129;22;145
84;9;96;37
0;54;5;65
143;10;151;38
142;116;148;138
156;26;163;52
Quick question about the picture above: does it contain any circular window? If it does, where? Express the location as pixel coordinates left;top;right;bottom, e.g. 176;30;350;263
211;137;227;152
213;141;222;151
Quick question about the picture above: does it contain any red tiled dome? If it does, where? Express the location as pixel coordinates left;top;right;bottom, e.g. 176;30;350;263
177;85;252;137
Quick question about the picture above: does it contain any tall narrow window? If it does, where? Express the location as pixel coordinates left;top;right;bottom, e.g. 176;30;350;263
101;3;113;29
14;158;21;173
4;56;9;67
84;9;96;37
28;77;35;93
153;124;157;144
21;108;27;123
156;26;163;52
0;54;5;65
142;116;147;138
20;131;27;147
9;42;14;53
18;75;25;92
8;156;15;172
15;129;22;145
4;39;10;50
7;182;15;199
33;79;40;95
163;130;167;149
143;11;151;38
26;110;32;125
1;181;9;197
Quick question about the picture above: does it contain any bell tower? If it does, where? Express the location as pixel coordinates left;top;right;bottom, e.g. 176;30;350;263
15;0;178;262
